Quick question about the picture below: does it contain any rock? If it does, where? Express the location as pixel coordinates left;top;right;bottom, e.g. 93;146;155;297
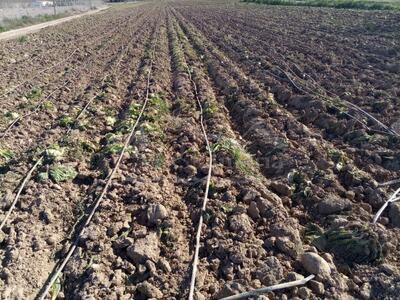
158;258;172;273
194;291;206;300
254;257;284;285
0;190;13;210
241;189;260;204
360;283;371;300
270;182;293;196
136;281;163;298
286;272;304;281
146;204;168;225
309;280;325;295
380;263;398;276
256;197;273;217
318;196;352;215
276;236;302;259
301;252;331;277
389;202;400;227
215;282;246;299
247;201;260;219
126;233;160;264
145;260;157;276
183;165;197;177
229;213;253;233
298;287;311;299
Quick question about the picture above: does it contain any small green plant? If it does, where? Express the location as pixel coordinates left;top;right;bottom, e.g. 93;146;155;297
81;141;98;153
0;148;14;161
18;36;28;43
42;100;55;111
204;101;217;117
105;116;116;126
45;144;65;162
152;152;166;169
58;115;75;128
50;272;62;300
288;169;313;199
37;172;49;182
304;224;382;264
213;138;258;175
26;87;42;100
148;93;169;117
4;111;20;120
49;165;77;182
103;143;124;155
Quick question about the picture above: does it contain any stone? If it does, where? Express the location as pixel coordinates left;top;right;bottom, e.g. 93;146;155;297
276;236;302;259
146;204;168;225
158;258;172;273
136;281;163;298
286;272;304;281
298;287;311;299
215;282;246;299
145;260;157;276
0;190;13;210
194;291;206;300
229;213;253;233
126;233;160;264
270;182;293;196
253;257;284;285
247;201;260;219
301;252;331;277
309;280;325;295
389;202;400;227
318;196;352;215
183;165;197;177
241;189;260;204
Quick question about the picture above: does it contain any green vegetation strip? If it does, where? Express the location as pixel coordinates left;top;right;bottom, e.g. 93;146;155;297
0;13;70;33
241;0;400;11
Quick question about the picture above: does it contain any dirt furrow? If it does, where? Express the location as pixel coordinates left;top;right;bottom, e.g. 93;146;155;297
0;8;154;299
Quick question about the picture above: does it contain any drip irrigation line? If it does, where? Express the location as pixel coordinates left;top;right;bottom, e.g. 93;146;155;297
379;178;400;187
0;49;79;99
0;157;43;232
36;33;158;300
373;187;400;224
219;275;315;300
175;32;214;300
0;43;130;237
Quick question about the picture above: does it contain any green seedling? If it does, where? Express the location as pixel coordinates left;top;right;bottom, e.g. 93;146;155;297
305;224;382;265
58;115;75;128
18;36;27;43
50;272;62;300
288;169;313;199
204;101;217;117
42;100;55;111
103;143;124;155
81;141;97;153
37;172;49;182
49;165;77;182
26;87;42;100
45;144;65;162
213;138;258;175
4;111;19;120
0;148;14;161
105;116;116;126
153;152;166;169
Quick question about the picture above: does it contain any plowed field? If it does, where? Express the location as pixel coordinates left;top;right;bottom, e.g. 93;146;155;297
0;1;399;299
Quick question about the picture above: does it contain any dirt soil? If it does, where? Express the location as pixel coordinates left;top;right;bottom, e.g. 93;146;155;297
0;1;400;299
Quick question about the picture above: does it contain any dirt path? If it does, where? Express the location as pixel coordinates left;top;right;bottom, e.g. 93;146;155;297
0;1;399;299
0;6;109;41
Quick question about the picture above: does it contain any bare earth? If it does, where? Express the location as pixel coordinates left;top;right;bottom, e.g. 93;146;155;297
0;1;399;299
